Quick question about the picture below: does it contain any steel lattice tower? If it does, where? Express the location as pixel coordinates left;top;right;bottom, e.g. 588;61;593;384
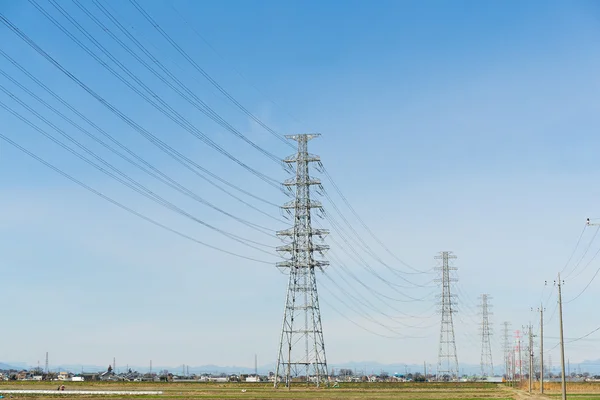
435;251;459;381
274;134;329;388
502;322;512;379
479;294;494;377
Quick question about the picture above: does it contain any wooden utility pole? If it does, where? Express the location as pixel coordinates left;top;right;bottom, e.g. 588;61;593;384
539;305;545;394
557;274;567;400
528;324;533;393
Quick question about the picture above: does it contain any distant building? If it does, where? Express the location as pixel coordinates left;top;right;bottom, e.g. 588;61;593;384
71;376;85;382
245;375;261;382
57;372;71;381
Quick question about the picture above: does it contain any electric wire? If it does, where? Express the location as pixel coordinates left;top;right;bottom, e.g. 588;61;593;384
322;166;431;275
565;225;599;279
127;0;292;149
0;80;279;236
0;20;282;208
17;3;283;191
0;132;274;264
0;49;284;222
70;0;283;165
0;98;277;253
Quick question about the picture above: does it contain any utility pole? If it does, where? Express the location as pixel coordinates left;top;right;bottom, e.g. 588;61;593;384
113;357;116;374
511;348;516;387
435;251;459;381
524;324;533;393
537;305;545;394
557;273;567;400
274;134;329;388
45;352;49;375
479;294;494;377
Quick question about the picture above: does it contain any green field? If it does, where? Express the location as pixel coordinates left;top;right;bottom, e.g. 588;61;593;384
1;381;599;400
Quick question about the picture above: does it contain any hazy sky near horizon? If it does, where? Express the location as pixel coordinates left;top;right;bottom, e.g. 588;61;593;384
1;0;600;373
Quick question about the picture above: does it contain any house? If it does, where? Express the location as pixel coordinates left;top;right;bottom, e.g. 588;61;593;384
16;371;27;380
57;372;71;381
245;375;261;382
71;376;85;382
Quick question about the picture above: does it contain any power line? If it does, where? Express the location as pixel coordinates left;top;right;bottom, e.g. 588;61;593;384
0;98;276;253
322;167;430;275
0;81;278;235
7;5;282;190
0;132;274;264
70;0;283;164
0;22;280;207
127;0;292;149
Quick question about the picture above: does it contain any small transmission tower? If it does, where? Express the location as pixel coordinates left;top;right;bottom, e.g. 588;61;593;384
502;322;512;379
274;134;329;388
435;251;459;381
479;294;494;377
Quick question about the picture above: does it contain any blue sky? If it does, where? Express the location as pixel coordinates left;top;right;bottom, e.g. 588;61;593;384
1;0;600;374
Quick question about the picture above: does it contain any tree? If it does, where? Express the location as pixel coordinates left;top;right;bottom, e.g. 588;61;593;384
107;365;113;373
339;369;353;377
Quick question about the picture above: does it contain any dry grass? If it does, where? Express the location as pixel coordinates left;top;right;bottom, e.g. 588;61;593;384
0;381;513;400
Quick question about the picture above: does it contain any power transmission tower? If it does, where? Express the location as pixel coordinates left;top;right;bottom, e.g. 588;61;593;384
435;251;459;381
515;330;523;382
274;134;329;388
45;352;48;374
479;294;494;377
502;322;511;380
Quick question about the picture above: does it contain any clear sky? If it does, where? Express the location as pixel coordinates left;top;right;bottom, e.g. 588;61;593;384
1;0;600;374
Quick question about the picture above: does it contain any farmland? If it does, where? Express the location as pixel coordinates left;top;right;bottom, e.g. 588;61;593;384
2;381;600;399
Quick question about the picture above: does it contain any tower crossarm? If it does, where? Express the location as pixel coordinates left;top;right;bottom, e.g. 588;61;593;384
276;227;329;238
282;199;323;209
283;177;322;187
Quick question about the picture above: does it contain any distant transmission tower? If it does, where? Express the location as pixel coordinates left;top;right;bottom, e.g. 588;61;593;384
274;134;329;388
45;352;49;374
435;251;459;381
502;322;512;379
479;294;494;377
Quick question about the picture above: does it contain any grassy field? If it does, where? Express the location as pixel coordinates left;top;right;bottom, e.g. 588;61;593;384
0;381;507;399
0;381;599;400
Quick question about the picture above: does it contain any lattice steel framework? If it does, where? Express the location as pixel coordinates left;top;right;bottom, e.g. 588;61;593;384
274;134;329;388
502;322;512;379
479;294;494;377
435;251;459;381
